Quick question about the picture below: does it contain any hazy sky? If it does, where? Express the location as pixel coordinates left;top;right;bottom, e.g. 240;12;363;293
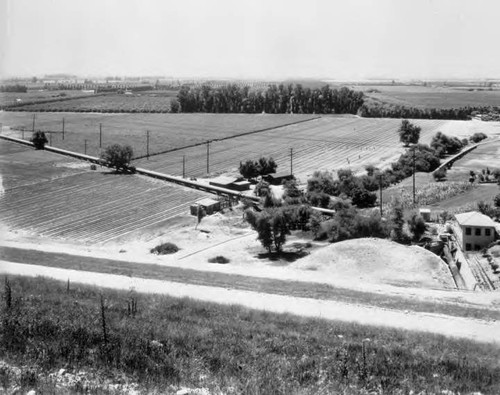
1;0;499;80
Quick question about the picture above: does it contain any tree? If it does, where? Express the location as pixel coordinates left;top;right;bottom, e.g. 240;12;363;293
239;160;259;179
495;194;500;208
389;199;408;244
351;186;377;208
245;208;290;253
407;212;427;241
398;119;421;147
257;157;277;175
101;144;134;172
31;131;48;150
170;99;180;113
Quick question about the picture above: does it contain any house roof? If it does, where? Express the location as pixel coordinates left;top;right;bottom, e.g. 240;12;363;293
195;198;219;207
455;211;496;227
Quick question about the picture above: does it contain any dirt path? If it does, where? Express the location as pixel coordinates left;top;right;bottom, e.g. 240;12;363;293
2;260;499;345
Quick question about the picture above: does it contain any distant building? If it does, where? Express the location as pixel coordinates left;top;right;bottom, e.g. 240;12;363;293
419;208;431;222
265;171;294;185
454;211;497;251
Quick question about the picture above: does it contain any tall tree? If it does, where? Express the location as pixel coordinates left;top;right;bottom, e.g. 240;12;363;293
398;119;421;147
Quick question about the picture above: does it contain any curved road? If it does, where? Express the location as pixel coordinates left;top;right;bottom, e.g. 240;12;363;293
1;260;499;345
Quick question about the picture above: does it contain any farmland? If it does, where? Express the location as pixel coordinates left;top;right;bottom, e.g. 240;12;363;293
8;91;178;113
0;89;94;107
0;139;208;244
134;117;500;181
0;111;318;158
356;84;500;109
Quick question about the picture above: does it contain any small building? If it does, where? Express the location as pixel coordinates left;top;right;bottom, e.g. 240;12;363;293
190;198;221;216
265;171;294;185
419;208;431;222
454;211;497;251
209;176;250;191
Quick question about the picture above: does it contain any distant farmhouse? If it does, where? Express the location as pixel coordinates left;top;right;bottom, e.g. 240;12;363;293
454;211;498;251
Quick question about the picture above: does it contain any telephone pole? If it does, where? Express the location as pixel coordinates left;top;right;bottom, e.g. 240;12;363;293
183;155;186;178
379;174;383;216
32;114;36;132
99;123;102;148
146;130;150;160
62;118;65;140
49;132;52;146
412;146;416;206
290;148;293;176
206;140;210;174
84;139;88;155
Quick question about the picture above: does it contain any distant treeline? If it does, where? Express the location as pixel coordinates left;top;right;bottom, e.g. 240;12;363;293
175;84;364;114
358;101;500;120
0;84;28;93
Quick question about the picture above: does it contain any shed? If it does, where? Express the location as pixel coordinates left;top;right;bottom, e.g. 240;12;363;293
419;208;431;222
265;172;294;185
190;198;221;216
209;176;250;191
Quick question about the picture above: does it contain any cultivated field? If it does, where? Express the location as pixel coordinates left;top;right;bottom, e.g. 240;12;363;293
134;117;500;181
0;89;93;107
0;112;317;158
8;91;178;113
356;84;500;109
0;140;208;244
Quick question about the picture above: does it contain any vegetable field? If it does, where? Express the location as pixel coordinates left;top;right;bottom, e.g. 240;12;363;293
134;117;496;181
0;171;208;244
0;90;94;107
0;112;317;158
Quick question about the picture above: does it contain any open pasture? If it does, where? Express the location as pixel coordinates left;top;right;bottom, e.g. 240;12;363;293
9;91;178;113
357;85;500;109
134;117;497;181
0;112;317;158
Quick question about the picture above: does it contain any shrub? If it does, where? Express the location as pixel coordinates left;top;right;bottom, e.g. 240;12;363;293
150;242;179;255
494;194;500;208
433;167;447;181
208;256;230;264
470;132;487;143
31;130;48;149
398;119;421;146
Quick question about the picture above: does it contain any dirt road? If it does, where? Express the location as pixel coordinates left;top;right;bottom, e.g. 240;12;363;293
1;260;499;345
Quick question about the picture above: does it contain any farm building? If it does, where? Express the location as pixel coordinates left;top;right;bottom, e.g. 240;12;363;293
190;198;221;216
419;208;431;222
209;176;250;191
265;171;294;185
454;211;498;251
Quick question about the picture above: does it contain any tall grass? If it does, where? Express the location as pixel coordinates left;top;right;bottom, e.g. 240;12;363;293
2;275;500;394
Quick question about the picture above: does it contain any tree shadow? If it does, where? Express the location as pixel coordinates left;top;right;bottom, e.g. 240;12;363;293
256;249;310;265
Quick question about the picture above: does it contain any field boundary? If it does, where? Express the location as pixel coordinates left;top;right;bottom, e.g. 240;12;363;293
131;115;322;160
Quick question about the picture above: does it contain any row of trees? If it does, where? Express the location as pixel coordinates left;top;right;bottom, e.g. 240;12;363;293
359;102;496;120
239;157;277;179
175;84;365;114
0;84;27;93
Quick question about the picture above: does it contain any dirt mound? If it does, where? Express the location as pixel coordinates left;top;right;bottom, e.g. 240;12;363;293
293;238;455;290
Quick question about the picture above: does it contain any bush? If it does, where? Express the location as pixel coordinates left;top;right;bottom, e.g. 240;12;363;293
150;242;179;255
470;132;487;143
433;167;447;181
31;130;48;149
208;256;230;264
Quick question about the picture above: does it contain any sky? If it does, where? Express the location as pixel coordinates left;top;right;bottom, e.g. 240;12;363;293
1;0;499;80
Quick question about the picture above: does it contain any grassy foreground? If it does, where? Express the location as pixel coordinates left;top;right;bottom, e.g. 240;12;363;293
1;246;499;320
1;276;500;394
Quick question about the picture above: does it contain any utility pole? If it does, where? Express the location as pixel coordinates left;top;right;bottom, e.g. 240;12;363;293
183;155;186;178
412;146;416;206
49;132;52;146
206;140;210;174
99;123;102;148
32;114;36;133
290;147;293;176
62;118;65;140
84;139;88;155
379;174;383;216
146;130;150;160
0;123;2;135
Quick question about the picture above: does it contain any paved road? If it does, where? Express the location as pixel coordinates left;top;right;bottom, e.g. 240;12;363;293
1;260;499;345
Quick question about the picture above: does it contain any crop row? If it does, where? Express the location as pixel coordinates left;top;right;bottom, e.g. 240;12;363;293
134;117;450;180
0;171;207;244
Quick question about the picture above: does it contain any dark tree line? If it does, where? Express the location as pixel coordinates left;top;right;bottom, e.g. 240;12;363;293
359;102;500;120
0;84;28;93
175;84;364;114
